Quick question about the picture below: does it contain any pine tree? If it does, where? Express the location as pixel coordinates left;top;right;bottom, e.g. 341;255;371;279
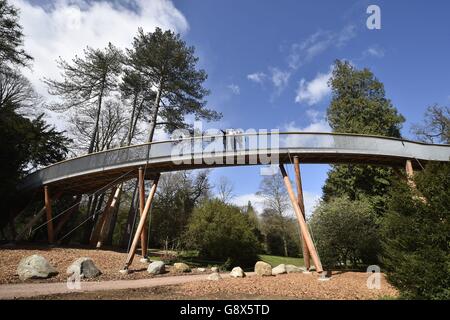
0;0;32;67
44;43;123;153
127;27;221;142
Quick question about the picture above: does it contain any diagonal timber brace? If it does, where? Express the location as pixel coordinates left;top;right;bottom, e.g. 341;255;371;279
279;164;323;273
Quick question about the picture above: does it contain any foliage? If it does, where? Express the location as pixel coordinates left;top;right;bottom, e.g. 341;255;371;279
260;209;300;257
44;43;124;153
184;199;260;268
0;0;32;67
310;196;381;269
411;104;449;144
258;254;305;267
127;27;221;141
0;103;70;228
381;162;450;299
323;60;405;209
149;171;211;249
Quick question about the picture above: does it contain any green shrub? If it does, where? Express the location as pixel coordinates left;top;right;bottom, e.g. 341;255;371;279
184;199;260;268
381;163;450;299
310;196;381;269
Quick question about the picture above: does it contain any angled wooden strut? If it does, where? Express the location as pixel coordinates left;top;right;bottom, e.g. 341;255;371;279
44;186;54;244
279;164;323;273
96;186;122;248
122;174;160;270
293;156;311;271
138;167;148;258
89;186;118;247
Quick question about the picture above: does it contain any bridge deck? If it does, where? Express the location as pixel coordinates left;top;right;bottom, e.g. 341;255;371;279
19;132;450;195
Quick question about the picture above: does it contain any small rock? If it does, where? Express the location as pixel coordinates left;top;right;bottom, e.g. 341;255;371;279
272;264;287;275
173;262;191;273
230;267;246;278
207;272;222;281
254;261;272;276
285;264;305;273
197;268;206;272
147;261;165;274
17;255;58;281
211;267;218;272
66;257;101;279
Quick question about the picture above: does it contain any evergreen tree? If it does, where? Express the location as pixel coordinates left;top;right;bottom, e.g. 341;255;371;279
0;102;70;230
127;27;221;142
323;60;405;211
381;163;450;299
44;43;123;153
0;0;32;67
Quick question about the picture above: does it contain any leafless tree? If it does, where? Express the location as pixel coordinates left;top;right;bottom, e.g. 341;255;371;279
216;176;234;203
411;104;449;144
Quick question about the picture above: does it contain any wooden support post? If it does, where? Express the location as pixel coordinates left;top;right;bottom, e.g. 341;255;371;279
293;156;311;271
90;187;117;246
279;164;323;273
122;174;160;271
405;159;415;188
97;187;121;248
138;167;148;258
44;186;54;244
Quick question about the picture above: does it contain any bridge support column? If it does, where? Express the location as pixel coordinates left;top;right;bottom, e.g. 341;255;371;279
405;159;416;188
44;186;54;244
96;187;121;248
138;167;149;260
121;174;160;272
279;164;323;273
293;156;311;271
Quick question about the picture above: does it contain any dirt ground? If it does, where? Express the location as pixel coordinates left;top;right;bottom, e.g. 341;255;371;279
0;245;209;284
26;271;398;300
0;245;398;300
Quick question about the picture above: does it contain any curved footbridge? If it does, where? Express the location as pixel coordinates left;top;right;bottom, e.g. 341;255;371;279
18;132;450;274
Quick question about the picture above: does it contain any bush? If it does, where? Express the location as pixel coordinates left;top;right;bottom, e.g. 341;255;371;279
184;199;260;268
310;196;381;269
381;163;450;299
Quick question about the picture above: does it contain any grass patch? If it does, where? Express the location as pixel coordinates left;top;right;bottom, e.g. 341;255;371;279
258;254;304;267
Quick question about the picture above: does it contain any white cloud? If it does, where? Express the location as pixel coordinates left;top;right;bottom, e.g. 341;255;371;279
295;68;332;106
364;45;385;58
227;83;240;95
269;67;290;91
16;0;189;98
288;25;356;69
284;119;331;134
247;72;267;84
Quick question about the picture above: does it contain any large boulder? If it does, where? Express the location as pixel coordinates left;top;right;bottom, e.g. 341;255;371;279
254;261;272;276
66;257;101;279
285;264;306;273
147;261;165;275
207;272;222;281
230;267;246;278
272;264;287;275
173;262;191;273
211;267;218;272
17;255;58;281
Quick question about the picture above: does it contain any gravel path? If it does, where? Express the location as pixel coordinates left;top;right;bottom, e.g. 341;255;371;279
0;246;398;300
0;272;251;300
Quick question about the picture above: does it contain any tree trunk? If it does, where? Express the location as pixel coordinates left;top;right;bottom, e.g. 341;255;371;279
88;75;106;153
147;79;163;143
120;180;138;248
283;236;288;257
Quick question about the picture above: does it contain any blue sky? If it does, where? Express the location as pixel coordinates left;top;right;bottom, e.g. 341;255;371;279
15;0;450;214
